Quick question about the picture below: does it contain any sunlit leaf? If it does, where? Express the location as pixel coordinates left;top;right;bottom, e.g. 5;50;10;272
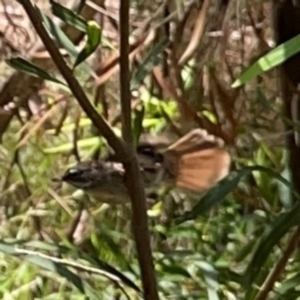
45;118;92;135
0;242;18;255
36;6;96;77
195;261;219;300
232;34;300;88
74;21;102;68
43;137;101;154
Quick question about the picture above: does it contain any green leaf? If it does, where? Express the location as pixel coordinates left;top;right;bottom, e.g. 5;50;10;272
216;267;244;285
131;38;169;89
26;256;84;291
232;34;300;88
174;170;246;225
74;21;102;68
0;239;141;295
0;241;18;255
274;272;300;299
0;242;100;299
25;255;101;300
43;137;101;154
79;252;141;293
196;261;219;300
175;166;295;225
51;1;87;32
157;262;191;279
91;227;133;272
6;57;66;86
242;203;300;287
36;6;96;77
45;118;92;135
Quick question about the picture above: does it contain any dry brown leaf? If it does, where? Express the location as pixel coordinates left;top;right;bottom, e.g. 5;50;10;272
178;0;211;65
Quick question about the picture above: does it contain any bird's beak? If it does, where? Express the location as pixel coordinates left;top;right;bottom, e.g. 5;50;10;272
51;177;62;182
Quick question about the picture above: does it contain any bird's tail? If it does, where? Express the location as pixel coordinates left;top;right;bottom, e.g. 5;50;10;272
164;129;231;192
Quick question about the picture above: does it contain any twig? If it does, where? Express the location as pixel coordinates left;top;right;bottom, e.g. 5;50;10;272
119;0;132;144
254;226;300;300
119;1;159;299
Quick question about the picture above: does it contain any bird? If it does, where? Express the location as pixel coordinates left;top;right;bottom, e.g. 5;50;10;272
55;129;231;204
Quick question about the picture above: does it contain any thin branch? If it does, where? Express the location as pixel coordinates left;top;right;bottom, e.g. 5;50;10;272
254;226;300;300
119;1;159;299
119;0;132;144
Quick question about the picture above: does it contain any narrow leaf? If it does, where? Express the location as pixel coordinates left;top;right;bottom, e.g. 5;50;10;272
51;1;87;32
196;261;219;300
36;6;96;77
131;38;169;89
6;57;66;85
175;170;247;224
0;242;18;255
175;166;295;224
26;255;84;292
232;34;300;88
243;203;300;287
25;255;101;300
79;253;141;293
43;136;101;154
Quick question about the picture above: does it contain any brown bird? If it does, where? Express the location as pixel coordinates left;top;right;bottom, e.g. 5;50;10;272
56;129;231;204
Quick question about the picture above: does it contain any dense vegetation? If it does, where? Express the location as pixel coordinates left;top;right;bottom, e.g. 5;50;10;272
0;0;300;299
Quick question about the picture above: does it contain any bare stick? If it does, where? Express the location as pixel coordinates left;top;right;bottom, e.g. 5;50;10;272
254;226;300;300
119;0;159;299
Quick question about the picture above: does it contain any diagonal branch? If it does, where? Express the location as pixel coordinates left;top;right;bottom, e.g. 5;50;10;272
19;0;127;161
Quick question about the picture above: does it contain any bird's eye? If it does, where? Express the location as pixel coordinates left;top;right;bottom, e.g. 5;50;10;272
68;168;80;175
63;168;84;180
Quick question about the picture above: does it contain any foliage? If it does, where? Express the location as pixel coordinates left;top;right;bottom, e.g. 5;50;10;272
0;0;300;299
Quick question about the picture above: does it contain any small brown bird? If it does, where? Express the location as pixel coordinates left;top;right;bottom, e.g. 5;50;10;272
57;129;231;204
